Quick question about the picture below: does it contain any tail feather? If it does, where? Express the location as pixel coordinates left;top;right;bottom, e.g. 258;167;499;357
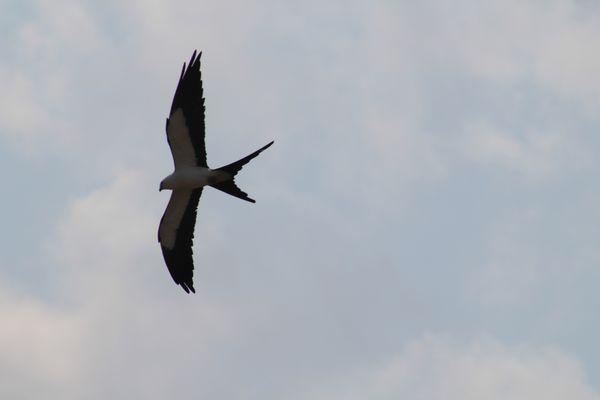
210;141;273;202
215;141;274;177
211;180;255;203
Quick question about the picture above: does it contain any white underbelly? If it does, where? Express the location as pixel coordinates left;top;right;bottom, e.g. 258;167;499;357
169;167;229;189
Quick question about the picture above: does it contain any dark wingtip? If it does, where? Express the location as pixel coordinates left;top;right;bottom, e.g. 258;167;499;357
253;140;274;157
179;62;186;80
179;281;195;294
190;49;202;69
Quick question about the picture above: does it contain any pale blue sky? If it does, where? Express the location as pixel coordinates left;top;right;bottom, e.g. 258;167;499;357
2;1;600;398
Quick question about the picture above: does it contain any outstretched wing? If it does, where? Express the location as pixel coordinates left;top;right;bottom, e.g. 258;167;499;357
158;188;203;293
165;50;207;169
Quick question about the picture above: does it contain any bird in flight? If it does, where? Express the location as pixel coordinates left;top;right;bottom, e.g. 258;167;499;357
158;51;273;293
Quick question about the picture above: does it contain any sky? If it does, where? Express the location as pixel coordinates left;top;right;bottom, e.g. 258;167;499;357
2;0;600;398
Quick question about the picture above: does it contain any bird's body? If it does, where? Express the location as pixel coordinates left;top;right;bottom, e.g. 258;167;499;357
160;167;229;190
158;50;273;293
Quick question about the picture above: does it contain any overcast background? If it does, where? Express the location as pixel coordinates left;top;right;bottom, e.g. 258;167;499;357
2;0;600;398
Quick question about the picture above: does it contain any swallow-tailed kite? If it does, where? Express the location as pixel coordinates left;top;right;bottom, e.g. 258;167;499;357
158;51;273;293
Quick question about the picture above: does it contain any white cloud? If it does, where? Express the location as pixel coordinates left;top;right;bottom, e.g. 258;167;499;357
459;121;575;177
308;334;600;400
0;0;108;152
0;285;85;399
465;186;600;317
0;68;56;151
422;0;600;104
340;0;600;187
47;169;157;296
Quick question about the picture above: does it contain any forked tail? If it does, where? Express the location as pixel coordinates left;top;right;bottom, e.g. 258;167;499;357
210;141;274;203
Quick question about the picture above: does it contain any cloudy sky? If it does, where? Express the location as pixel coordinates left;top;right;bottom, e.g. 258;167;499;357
2;0;600;398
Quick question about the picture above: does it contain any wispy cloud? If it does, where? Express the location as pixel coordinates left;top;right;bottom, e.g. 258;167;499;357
308;334;600;400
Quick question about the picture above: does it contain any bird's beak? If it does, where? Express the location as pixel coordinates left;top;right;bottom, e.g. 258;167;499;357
159;184;163;192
